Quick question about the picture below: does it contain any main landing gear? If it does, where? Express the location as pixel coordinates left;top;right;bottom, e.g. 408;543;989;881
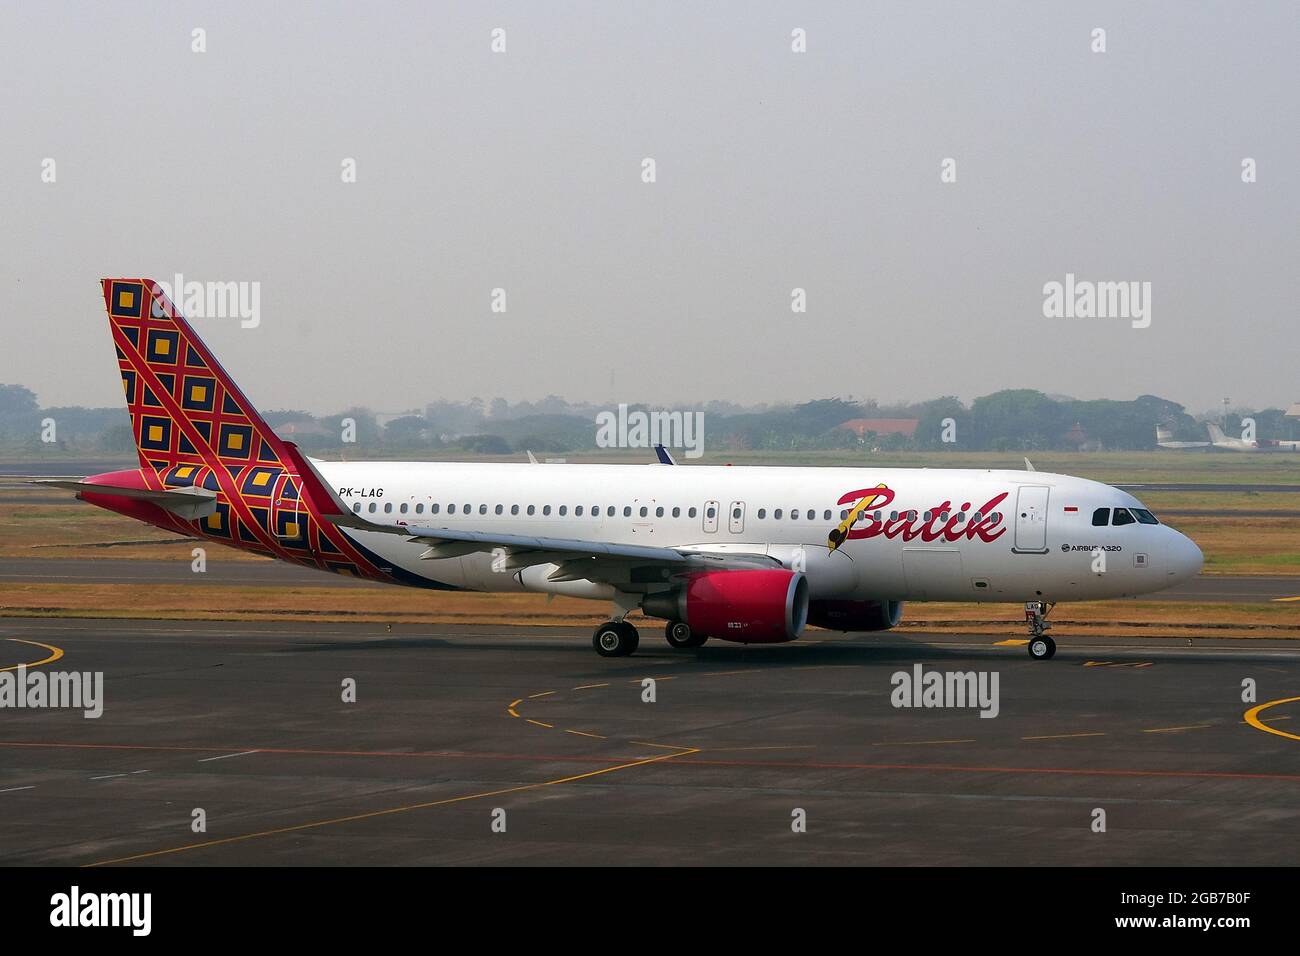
1025;601;1056;660
592;620;639;657
664;620;708;649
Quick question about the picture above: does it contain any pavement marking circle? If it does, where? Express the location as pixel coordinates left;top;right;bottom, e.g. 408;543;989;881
1243;695;1300;742
1;638;64;672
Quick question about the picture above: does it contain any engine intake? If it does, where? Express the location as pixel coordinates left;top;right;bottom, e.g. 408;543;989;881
641;569;809;644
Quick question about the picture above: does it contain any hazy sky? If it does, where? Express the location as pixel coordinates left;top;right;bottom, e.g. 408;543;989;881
1;1;1295;416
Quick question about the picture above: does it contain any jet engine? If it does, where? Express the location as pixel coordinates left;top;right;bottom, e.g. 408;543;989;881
806;599;904;632
641;569;809;644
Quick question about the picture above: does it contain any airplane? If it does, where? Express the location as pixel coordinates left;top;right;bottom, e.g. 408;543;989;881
1155;424;1209;450
1206;422;1300;452
41;279;1204;661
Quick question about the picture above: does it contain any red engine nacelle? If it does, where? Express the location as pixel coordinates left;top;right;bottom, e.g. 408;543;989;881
807;599;904;632
641;569;809;644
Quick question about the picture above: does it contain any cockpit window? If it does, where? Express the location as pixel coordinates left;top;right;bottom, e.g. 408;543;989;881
1112;508;1136;526
1132;508;1159;525
1091;508;1110;526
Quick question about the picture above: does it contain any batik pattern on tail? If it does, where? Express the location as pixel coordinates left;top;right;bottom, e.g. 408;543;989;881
102;278;402;582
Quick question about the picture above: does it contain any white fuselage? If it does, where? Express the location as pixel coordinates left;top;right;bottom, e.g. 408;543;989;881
317;462;1203;604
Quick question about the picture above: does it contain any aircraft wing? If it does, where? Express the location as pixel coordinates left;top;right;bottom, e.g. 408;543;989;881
323;511;779;583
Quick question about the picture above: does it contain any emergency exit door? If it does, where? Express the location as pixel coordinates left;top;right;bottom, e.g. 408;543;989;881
703;500;720;533
728;501;745;533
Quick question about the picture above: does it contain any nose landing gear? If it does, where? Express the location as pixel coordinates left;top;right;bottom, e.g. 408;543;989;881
1025;601;1056;660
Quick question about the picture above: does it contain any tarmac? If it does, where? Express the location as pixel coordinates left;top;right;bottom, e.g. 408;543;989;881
1;617;1297;866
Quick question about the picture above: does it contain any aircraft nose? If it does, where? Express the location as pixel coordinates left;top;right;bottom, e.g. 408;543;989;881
1167;532;1203;582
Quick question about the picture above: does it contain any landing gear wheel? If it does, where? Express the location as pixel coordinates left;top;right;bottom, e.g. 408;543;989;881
593;620;639;657
1027;635;1056;660
665;620;706;649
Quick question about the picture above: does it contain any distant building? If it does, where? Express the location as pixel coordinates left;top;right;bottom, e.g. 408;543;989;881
274;419;330;437
1060;421;1092;450
1286;403;1300;420
838;418;919;439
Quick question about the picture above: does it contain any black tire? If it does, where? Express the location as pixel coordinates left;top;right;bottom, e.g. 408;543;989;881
593;621;638;657
665;620;697;648
1027;635;1056;660
620;621;640;654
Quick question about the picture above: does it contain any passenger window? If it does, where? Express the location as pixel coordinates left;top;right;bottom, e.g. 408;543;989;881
757;508;766;519
352;502;361;513
543;505;552;516
368;502;377;513
823;510;831;520
656;507;664;517
607;506;615;517
890;511;898;520
672;507;681;518
688;507;697;518
707;506;716;518
806;510;815;520
558;506;567;516
575;506;583;516
448;504;456;514
479;504;487;515
1112;508;1135;526
400;503;408;514
840;510;848;520
733;507;741;519
527;505;535;516
432;503;440;514
495;504;503;515
1092;508;1109;526
384;503;393;514
791;510;798;520
775;509;783;519
1133;508;1159;525
924;511;932;521
640;507;648;517
623;507;632;517
510;505;518;515
415;503;423;514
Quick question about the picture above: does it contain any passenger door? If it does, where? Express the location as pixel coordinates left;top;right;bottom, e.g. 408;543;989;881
1013;485;1050;553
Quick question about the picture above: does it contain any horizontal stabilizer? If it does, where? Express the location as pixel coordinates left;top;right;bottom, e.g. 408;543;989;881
35;479;218;520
